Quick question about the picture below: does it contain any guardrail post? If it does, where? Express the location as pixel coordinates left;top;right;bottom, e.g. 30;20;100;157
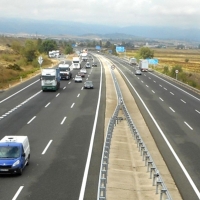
156;181;162;194
160;189;167;200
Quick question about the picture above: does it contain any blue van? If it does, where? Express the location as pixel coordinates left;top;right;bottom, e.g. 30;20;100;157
0;136;30;175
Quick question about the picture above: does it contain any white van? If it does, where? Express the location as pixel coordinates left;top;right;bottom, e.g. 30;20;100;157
0;136;30;175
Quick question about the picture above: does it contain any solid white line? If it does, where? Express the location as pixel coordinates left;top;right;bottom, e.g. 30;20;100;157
195;110;200;114
77;94;80;97
71;103;75;108
61;116;67;125
180;99;186;103
0;80;39;103
12;186;24;200
169;107;175;112
27;116;36;124
42;140;53;155
116;66;200;198
45;102;51;107
56;93;60;97
184;122;193;130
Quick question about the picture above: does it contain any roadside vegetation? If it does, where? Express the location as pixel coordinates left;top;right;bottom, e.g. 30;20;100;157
0;36;74;90
125;47;200;90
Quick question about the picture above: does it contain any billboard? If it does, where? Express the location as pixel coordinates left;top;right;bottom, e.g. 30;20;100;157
116;46;125;52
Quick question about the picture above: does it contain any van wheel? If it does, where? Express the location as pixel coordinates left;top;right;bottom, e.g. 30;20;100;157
27;155;30;166
18;168;23;176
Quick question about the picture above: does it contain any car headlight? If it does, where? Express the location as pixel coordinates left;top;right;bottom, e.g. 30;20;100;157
12;160;20;167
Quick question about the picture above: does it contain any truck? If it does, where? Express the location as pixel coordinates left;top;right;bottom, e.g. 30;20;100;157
72;57;81;69
58;64;72;80
139;59;149;72
41;68;60;91
81;52;88;62
129;57;137;66
0;136;30;175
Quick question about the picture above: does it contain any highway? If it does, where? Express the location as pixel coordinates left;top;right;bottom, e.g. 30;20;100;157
0;53;200;200
0;58;105;200
105;55;200;200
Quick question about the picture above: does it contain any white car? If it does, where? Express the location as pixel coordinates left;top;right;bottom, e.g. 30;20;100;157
80;68;87;74
85;62;91;68
74;75;82;82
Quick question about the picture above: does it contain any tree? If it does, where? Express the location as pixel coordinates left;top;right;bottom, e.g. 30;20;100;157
11;41;22;54
39;39;57;54
21;40;38;62
65;45;73;54
138;47;154;59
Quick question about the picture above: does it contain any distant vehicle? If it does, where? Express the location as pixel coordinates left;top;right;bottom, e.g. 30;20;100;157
129;57;137;66
48;50;60;58
41;68;60;91
0;136;30;175
74;75;82;82
81;52;88;62
80;68;87;74
135;69;142;75
58;64;72;80
72;57;81;69
139;59;149;72
84;81;93;89
85;62;91;68
78;71;85;77
92;62;97;67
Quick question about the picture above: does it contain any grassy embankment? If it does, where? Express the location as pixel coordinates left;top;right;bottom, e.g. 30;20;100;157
125;48;200;89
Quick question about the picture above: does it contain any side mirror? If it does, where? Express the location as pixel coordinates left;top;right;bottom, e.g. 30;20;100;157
22;153;26;157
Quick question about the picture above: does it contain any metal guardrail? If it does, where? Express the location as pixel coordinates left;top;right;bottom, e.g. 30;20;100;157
97;66;172;200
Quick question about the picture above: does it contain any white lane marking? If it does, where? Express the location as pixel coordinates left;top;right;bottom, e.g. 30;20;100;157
159;84;162;87
149;77;151;79
116;67;200;198
153;80;156;83
61;116;67;125
77;94;80;97
0;91;42;121
159;97;164;101
42;140;53;155
79;56;102;200
170;92;174;95
81;87;84;90
27;116;36;124
56;93;60;97
0;80;39;104
149;72;200;102
169;107;175;112
184;122;193;130
63;86;66;90
71;103;75;108
152;90;155;93
195;110;200;114
45;102;51;108
86;78;88;80
164;87;167;90
68;82;71;84
141;80;143;83
12;186;24;200
146;85;149;88
180;99;186;103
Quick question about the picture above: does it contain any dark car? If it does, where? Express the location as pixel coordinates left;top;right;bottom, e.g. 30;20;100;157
92;62;97;67
78;71;85;77
84;81;93;89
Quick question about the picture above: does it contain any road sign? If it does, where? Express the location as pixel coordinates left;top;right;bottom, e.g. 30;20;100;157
38;56;43;65
116;46;125;52
96;45;101;50
147;58;158;65
175;70;179;73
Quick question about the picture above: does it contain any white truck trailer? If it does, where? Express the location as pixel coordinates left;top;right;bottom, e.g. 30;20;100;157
41;68;60;91
139;59;149;72
72;57;81;69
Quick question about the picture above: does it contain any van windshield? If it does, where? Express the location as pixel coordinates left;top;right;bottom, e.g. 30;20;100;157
41;76;55;80
0;146;20;158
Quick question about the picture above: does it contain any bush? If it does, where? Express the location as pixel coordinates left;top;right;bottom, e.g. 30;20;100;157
6;64;22;71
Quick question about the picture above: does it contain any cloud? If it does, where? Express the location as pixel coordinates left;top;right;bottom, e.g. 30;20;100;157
0;0;200;28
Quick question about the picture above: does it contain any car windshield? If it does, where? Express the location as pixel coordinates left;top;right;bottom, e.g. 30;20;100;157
86;81;92;85
0;146;20;158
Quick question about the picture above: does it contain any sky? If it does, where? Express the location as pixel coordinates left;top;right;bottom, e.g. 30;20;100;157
0;0;200;28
